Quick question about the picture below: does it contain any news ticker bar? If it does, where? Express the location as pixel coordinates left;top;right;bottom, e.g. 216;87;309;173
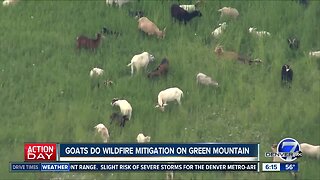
10;162;259;172
25;143;259;162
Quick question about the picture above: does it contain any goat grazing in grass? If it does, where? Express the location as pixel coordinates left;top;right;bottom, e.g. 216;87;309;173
309;51;320;58
136;133;151;143
214;45;263;65
127;52;155;75
249;27;271;37
287;37;300;50
218;7;239;19
138;17;166;39
300;143;320;159
147;58;169;78
155;87;183;112
94;123;110;143
212;22;227;38
171;4;202;24
111;98;132;120
76;33;102;51
196;73;219;87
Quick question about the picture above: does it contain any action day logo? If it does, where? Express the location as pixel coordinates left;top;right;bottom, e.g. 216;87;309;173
266;138;302;162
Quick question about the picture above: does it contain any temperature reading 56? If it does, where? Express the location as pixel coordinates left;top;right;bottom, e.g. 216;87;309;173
280;163;298;172
285;164;295;170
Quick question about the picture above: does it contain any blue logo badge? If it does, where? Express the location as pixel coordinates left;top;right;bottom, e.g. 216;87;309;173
277;138;301;162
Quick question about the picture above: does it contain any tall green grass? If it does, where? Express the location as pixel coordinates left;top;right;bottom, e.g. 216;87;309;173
0;0;319;179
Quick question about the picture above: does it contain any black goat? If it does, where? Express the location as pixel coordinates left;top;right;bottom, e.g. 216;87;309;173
101;27;122;36
281;64;293;85
287;37;300;50
128;10;145;19
110;112;129;127
171;4;202;24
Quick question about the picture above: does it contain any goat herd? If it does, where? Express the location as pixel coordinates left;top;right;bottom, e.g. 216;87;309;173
3;0;319;178
86;1;320;169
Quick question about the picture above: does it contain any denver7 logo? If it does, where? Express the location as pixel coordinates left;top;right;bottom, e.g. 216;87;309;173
278;138;301;162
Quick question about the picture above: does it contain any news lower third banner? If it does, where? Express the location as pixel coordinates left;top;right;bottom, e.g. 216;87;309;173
10;162;259;172
58;143;259;162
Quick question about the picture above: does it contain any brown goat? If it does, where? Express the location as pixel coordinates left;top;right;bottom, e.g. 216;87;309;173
147;58;169;78
76;33;102;51
214;46;262;65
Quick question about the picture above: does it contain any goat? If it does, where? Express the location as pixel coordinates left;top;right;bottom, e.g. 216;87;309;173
214;45;263;65
2;0;18;6
155;87;183;112
309;51;320;58
287;37;300;50
110;112;129;127
106;0;130;7
171;4;202;24
147;58;169;78
300;143;320;159
249;27;271;37
111;98;132;120
89;67;104;88
212;22;227;38
76;33;102;51
94;123;110;143
196;73;219;86
101;27;121;36
138;17;166;39
281;64;293;85
104;79;114;87
136;133;151;143
127;52;155;75
129;10;145;19
218;7;239;19
89;67;104;78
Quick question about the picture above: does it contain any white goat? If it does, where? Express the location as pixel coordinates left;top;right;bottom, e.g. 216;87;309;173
111;98;132;120
136;133;151;143
300;143;320;159
138;17;166;39
218;7;239;19
155;87;183;111
249;27;271;37
94;123;110;143
309;51;320;58
212;22;227;38
196;73;219;86
3;0;17;6
89;67;104;77
127;52;155;75
106;0;130;7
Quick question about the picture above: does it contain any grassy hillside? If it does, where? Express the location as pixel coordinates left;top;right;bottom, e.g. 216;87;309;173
0;0;319;179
